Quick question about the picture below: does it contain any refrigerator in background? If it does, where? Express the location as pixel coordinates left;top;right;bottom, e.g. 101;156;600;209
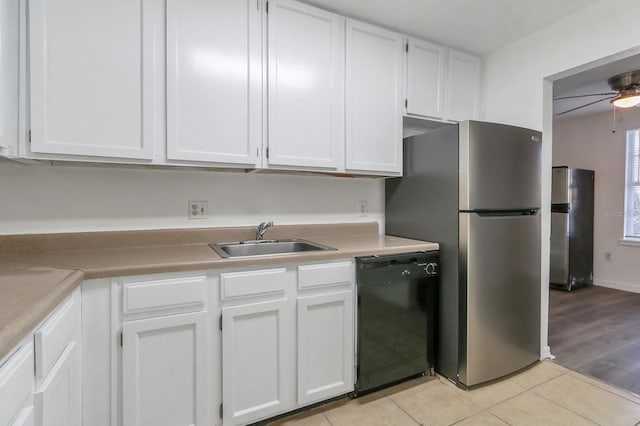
386;121;542;388
550;166;594;291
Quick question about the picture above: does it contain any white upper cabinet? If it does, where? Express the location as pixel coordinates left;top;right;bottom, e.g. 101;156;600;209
166;0;261;166
0;0;19;158
405;37;446;119
445;49;481;122
28;0;157;160
267;0;345;170
345;20;403;175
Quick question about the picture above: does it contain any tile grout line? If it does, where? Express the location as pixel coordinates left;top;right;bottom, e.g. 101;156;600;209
435;365;572;424
385;395;424;425
567;369;640;406
487;410;514;426
321;412;334;426
531;386;605;426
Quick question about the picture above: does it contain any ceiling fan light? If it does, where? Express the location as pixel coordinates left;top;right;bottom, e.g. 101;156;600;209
611;89;640;108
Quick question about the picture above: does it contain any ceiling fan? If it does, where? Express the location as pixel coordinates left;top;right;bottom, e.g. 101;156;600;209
554;70;640;116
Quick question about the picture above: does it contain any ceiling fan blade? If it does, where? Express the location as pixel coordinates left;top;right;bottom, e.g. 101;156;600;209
554;96;616;116
554;92;617;100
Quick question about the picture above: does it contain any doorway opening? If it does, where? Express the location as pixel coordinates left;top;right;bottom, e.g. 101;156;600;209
548;51;640;396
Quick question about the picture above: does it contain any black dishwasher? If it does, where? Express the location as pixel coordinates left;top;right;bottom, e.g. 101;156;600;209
355;251;438;395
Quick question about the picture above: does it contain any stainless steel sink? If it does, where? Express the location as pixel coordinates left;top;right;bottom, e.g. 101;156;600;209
209;238;336;258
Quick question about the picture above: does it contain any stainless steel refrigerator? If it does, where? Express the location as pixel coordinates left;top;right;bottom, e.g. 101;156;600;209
550;167;594;291
386;120;542;388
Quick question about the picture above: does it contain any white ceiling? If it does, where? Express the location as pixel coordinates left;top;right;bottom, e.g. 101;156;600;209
553;54;640;120
300;0;602;55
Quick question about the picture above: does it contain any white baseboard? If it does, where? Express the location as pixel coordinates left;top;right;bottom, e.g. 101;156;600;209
594;279;640;294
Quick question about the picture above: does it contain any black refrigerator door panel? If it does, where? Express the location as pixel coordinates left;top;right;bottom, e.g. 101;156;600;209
460;121;542;211
459;212;541;387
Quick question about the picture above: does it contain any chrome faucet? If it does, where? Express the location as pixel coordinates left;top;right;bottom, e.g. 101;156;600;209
256;221;274;240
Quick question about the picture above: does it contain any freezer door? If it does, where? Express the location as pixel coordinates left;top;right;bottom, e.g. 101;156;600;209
551;167;570;204
460;121;542;210
459;212;541;387
550;212;569;285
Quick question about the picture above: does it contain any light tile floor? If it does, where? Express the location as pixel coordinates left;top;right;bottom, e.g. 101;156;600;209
267;361;640;426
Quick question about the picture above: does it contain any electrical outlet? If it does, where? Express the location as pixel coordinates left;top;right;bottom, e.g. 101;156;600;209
188;201;208;219
604;252;612;261
358;201;368;217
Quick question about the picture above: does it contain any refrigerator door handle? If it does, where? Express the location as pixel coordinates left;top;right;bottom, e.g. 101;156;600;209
464;209;539;217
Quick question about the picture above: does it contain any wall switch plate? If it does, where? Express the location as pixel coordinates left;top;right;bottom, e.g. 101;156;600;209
358;200;368;217
188;201;208;219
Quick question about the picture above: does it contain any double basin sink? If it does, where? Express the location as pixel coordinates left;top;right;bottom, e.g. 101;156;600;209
209;238;336;258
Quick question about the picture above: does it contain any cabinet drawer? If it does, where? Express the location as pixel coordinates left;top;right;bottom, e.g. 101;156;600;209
298;261;352;289
122;275;207;314
220;268;286;300
34;294;78;381
0;344;34;425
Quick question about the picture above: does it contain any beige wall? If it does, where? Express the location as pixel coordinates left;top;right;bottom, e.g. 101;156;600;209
553;109;640;293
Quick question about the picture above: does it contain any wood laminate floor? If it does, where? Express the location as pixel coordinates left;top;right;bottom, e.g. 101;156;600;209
549;285;640;396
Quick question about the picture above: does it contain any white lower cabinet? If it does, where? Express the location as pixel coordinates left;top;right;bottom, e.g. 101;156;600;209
33;342;81;426
33;289;82;426
297;291;354;405
0;343;34;426
81;271;220;426
81;261;354;426
122;312;208;426
11;406;34;426
222;299;296;425
0;288;81;426
220;260;354;425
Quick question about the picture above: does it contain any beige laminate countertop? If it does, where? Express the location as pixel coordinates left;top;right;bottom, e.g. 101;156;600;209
0;223;438;360
0;267;84;362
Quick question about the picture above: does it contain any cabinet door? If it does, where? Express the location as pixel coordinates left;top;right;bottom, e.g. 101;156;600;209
346;20;403;175
445;49;481;122
166;0;261;165
222;299;295;425
0;344;34;426
28;0;156;159
122;312;208;426
11;406;34;426
34;342;81;426
406;38;446;119
0;0;19;157
297;291;354;406
267;0;344;170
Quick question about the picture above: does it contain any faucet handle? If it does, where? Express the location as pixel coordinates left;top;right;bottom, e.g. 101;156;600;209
256;221;274;240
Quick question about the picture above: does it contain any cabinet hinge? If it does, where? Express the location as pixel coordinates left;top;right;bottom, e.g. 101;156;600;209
256;147;259;158
266;1;268;13
119;332;123;347
257;0;259;10
266;146;269;159
405;99;408;108
28;130;31;143
219;314;222;331
405;43;408;53
219;403;223;419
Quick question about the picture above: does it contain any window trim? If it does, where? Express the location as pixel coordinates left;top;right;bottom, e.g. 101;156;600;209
623;128;640;241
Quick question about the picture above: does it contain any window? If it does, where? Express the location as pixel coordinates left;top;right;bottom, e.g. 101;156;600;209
625;129;640;240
